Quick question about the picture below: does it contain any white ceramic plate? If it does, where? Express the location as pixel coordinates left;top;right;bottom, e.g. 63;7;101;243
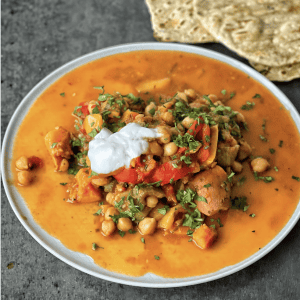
2;42;300;288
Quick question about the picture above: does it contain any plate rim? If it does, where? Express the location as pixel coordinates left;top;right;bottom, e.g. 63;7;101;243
2;42;300;288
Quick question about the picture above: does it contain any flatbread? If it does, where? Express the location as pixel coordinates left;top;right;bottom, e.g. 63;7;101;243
249;61;300;82
145;0;216;43
194;0;300;66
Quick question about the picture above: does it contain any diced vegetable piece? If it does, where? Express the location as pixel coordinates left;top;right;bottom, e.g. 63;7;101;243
136;78;170;92
44;127;73;171
193;224;217;249
121;110;139;123
157;204;185;230
71;168;103;203
83;114;103;134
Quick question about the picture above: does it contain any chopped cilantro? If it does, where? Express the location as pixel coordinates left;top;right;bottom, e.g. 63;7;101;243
60;182;67;186
195;195;207;203
149;107;155;116
128;229;137;234
274;166;279;172
269;148;275;154
60;92;65;97
237;176;246;187
203;183;211;189
118;230;126;237
279;140;283;147
93;209;102;216
231;196;248;210
154;255;160;260
217;218;224;227
259;135;268;142
292;176;300;181
92;243;103;250
249;214;256;218
92;106;100;114
227;172;235;182
51;142;57;148
221;89;227;95
141;237;145;244
252;94;261;98
88;129;98;138
241;101;255;110
229;92;236;99
157;206;170;215
253;172;274;183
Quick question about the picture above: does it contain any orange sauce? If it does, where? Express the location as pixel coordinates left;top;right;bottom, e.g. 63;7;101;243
11;50;300;278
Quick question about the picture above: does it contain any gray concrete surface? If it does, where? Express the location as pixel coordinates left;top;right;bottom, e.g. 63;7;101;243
1;0;300;299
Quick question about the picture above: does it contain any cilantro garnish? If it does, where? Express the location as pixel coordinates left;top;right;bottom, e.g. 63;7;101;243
154;255;160;260
292;176;300;181
241;101;255;110
60;92;65;97
60;182;67;186
141;237;145;244
252;94;261;98
51;142;57;148
93;209;102;216
231;196;248;210
118;230;126;237
88;129;98;138
253;172;274;183
259;135;268;142
157;206;170;215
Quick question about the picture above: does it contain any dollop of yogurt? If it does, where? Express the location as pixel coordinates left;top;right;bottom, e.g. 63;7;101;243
88;123;162;174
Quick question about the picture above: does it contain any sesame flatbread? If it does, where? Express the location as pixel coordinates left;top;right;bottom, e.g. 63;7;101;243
194;0;300;66
145;0;216;43
249;61;300;82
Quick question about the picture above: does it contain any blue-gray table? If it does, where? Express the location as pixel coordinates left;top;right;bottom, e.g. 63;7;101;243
2;1;300;299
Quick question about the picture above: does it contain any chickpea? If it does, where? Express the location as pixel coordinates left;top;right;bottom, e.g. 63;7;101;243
145;102;156;116
176;92;188;102
59;159;69;172
138;217;157;235
157;126;171;144
208;94;217;102
16;156;29;170
232;161;243;173
149;141;163;156
163;142;178;157
169;127;184;137
105;207;119;221
17;171;33;186
161;111;175;125
117;218;133;232
102;220;116;236
235;112;245;124
182;116;195;129
184;89;197;100
106;192;115;205
251;157;270;173
146;196;158;208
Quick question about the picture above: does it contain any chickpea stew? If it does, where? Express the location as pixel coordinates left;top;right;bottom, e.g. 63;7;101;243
12;50;300;278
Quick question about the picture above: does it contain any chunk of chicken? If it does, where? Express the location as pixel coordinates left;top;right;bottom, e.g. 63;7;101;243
190;165;231;216
45;127;73;171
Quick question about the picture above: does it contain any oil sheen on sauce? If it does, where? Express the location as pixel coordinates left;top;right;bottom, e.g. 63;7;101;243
11;50;300;278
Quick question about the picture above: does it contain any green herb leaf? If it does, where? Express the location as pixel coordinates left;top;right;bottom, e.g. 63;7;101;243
118;230;126;237
51;142;57;148
93;209;102;216
279;140;283;147
203;183;211;189
292;176;300;181
269;148;276;154
241;101;255;110
60;92;65;97
154;255;160;260
141;237;145;244
259;135;268;142
221;89;227;95
88;128;98;138
252;94;261;98
231;196;248;210
60;182;67;186
249;213;256;218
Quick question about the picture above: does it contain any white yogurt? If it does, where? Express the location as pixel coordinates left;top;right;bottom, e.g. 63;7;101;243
88;123;161;174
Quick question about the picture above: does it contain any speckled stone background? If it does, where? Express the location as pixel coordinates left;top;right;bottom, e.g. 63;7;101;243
1;0;300;299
